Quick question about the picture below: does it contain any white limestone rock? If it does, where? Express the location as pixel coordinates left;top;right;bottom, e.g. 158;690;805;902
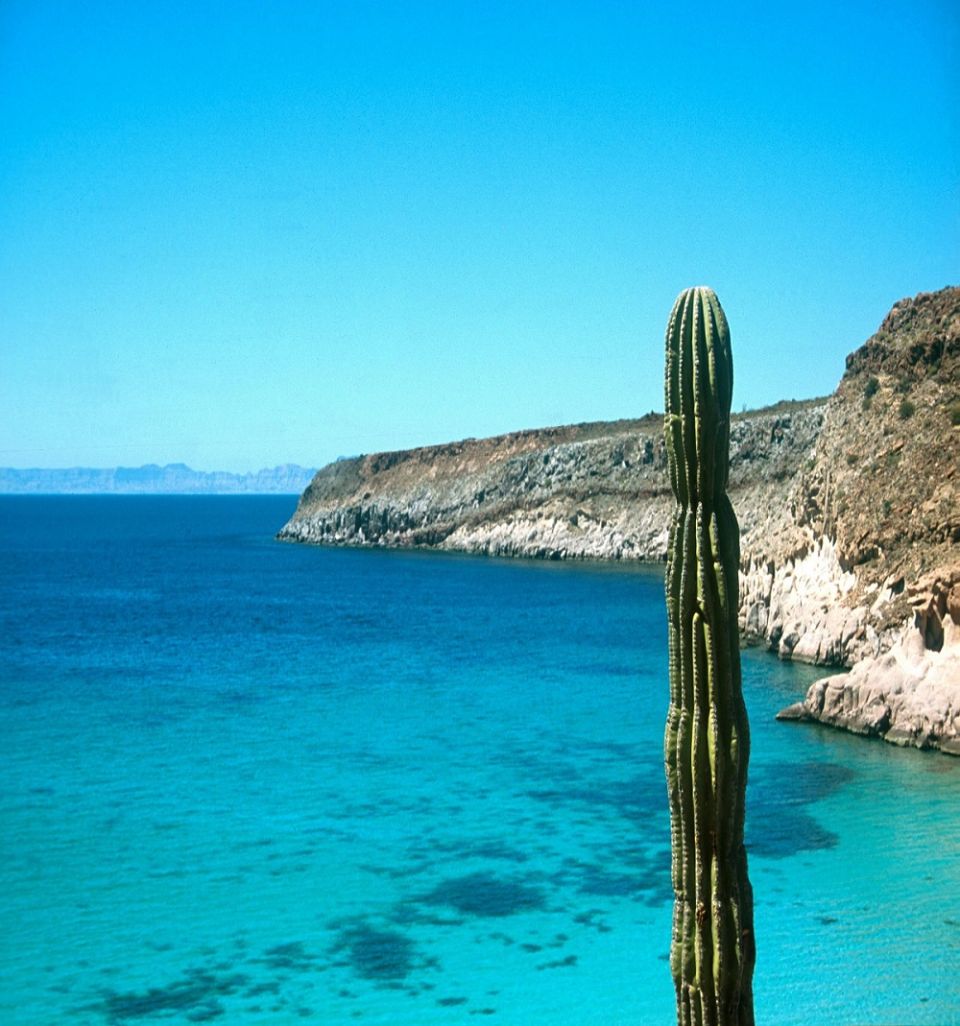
781;612;960;755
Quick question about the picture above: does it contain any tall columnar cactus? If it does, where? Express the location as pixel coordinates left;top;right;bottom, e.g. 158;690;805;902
663;287;755;1026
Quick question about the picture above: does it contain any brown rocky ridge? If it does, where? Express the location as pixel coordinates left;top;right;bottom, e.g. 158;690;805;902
768;286;959;753
280;286;960;753
279;402;826;561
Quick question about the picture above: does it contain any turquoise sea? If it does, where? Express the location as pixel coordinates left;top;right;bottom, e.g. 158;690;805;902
1;496;958;1026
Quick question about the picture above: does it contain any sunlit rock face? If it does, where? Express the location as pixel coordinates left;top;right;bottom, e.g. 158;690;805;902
779;569;960;754
279;402;825;567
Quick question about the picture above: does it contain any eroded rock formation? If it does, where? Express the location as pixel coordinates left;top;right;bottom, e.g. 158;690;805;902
778;568;960;754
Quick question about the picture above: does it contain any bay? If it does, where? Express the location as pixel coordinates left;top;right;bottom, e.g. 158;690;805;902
1;496;957;1025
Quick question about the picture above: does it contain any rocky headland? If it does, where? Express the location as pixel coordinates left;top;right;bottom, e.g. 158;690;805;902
280;286;960;753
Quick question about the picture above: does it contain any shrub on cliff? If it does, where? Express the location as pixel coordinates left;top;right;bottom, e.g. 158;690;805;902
862;376;880;411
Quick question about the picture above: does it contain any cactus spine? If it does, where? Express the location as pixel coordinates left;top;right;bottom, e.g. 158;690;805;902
663;287;755;1026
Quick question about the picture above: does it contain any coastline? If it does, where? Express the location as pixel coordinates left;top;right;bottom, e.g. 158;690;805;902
279;287;960;754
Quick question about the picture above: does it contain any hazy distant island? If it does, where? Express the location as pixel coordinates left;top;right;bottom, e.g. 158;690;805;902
0;463;317;495
280;286;960;753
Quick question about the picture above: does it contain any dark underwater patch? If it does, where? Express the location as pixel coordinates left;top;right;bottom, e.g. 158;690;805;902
330;924;416;981
417;872;546;918
548;845;672;909
359;836;532;891
747;761;853;859
245;981;281;997
259;941;317;972
389;903;466;928
568;864;637;898
747;806;838;858
88;968;249;1023
573;908;612;933
536;954;577;970
524;769;666;831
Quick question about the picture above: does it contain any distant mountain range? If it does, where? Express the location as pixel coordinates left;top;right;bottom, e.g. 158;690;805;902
0;463;317;494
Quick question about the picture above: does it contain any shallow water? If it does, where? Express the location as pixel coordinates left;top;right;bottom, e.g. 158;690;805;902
1;496;957;1025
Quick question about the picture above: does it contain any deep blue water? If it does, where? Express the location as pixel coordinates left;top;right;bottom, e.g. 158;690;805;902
1;496;958;1025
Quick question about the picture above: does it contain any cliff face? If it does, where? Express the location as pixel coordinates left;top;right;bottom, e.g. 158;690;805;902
279;402;825;563
763;287;960;753
280;286;960;751
741;286;959;663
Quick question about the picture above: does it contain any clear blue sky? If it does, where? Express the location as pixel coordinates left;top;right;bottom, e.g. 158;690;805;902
1;1;957;471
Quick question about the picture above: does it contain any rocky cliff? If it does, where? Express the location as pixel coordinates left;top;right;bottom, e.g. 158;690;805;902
765;287;960;753
280;286;960;752
279;402;825;564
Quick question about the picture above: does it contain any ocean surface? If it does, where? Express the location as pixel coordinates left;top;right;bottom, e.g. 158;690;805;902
1;496;957;1026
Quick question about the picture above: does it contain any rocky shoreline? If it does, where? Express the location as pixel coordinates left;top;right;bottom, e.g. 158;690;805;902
278;402;826;560
777;569;960;754
281;287;960;754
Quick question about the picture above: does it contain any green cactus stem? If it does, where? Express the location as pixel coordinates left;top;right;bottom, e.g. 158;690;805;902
663;286;755;1026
